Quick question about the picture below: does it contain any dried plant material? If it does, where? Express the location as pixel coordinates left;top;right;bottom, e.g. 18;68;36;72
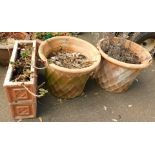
38;117;43;122
101;37;141;64
112;119;118;122
10;43;33;82
103;105;107;111
128;105;133;108
150;48;155;57
38;100;43;104
114;32;132;39
80;92;85;96
57;98;63;103
135;79;139;82
109;32;139;40
48;51;94;69
10;43;48;98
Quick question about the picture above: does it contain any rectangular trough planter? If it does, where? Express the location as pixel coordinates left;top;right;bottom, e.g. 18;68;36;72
3;40;37;119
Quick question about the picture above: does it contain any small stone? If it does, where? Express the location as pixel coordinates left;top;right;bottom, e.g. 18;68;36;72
128;105;133;108
112;119;118;122
103;106;107;111
38;117;43;122
135;79;138;82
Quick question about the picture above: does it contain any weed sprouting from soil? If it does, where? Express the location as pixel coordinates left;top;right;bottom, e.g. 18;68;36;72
10;43;33;82
10;43;48;97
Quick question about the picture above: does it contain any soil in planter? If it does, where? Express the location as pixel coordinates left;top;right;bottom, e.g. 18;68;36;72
101;39;141;64
10;43;33;82
48;51;94;69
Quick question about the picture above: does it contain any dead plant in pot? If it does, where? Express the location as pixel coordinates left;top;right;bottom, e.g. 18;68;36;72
3;40;47;120
95;35;152;93
0;32;29;66
39;36;101;99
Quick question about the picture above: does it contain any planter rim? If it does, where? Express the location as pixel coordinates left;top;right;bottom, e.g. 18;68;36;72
39;36;101;74
36;39;42;44
97;37;152;69
3;40;37;87
0;32;29;49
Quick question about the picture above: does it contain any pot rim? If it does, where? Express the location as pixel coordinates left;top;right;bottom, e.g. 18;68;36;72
39;36;101;74
0;32;29;49
3;40;37;87
97;37;152;69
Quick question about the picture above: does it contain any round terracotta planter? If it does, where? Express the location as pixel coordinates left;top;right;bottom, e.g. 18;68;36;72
31;33;72;49
95;37;152;93
39;36;101;99
0;32;29;66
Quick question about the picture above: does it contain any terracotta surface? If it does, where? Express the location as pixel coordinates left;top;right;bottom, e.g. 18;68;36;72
3;40;37;119
1;32;155;122
39;36;101;99
0;32;29;66
95;37;152;93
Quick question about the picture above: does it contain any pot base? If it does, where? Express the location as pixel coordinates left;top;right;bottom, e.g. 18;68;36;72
46;68;89;99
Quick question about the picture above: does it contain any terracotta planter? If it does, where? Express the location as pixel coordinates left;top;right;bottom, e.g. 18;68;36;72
0;32;29;66
35;33;71;49
39;36;101;99
3;40;37;119
95;37;152;93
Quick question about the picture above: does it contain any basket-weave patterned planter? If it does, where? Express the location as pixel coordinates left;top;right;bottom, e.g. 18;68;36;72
0;32;29;66
95;37;152;93
39;36;101;99
3;40;37;119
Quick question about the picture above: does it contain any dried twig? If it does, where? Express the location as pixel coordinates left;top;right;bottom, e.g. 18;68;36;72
21;83;48;98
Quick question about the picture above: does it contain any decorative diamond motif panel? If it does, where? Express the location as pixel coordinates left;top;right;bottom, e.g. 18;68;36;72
13;88;29;100
15;105;31;116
